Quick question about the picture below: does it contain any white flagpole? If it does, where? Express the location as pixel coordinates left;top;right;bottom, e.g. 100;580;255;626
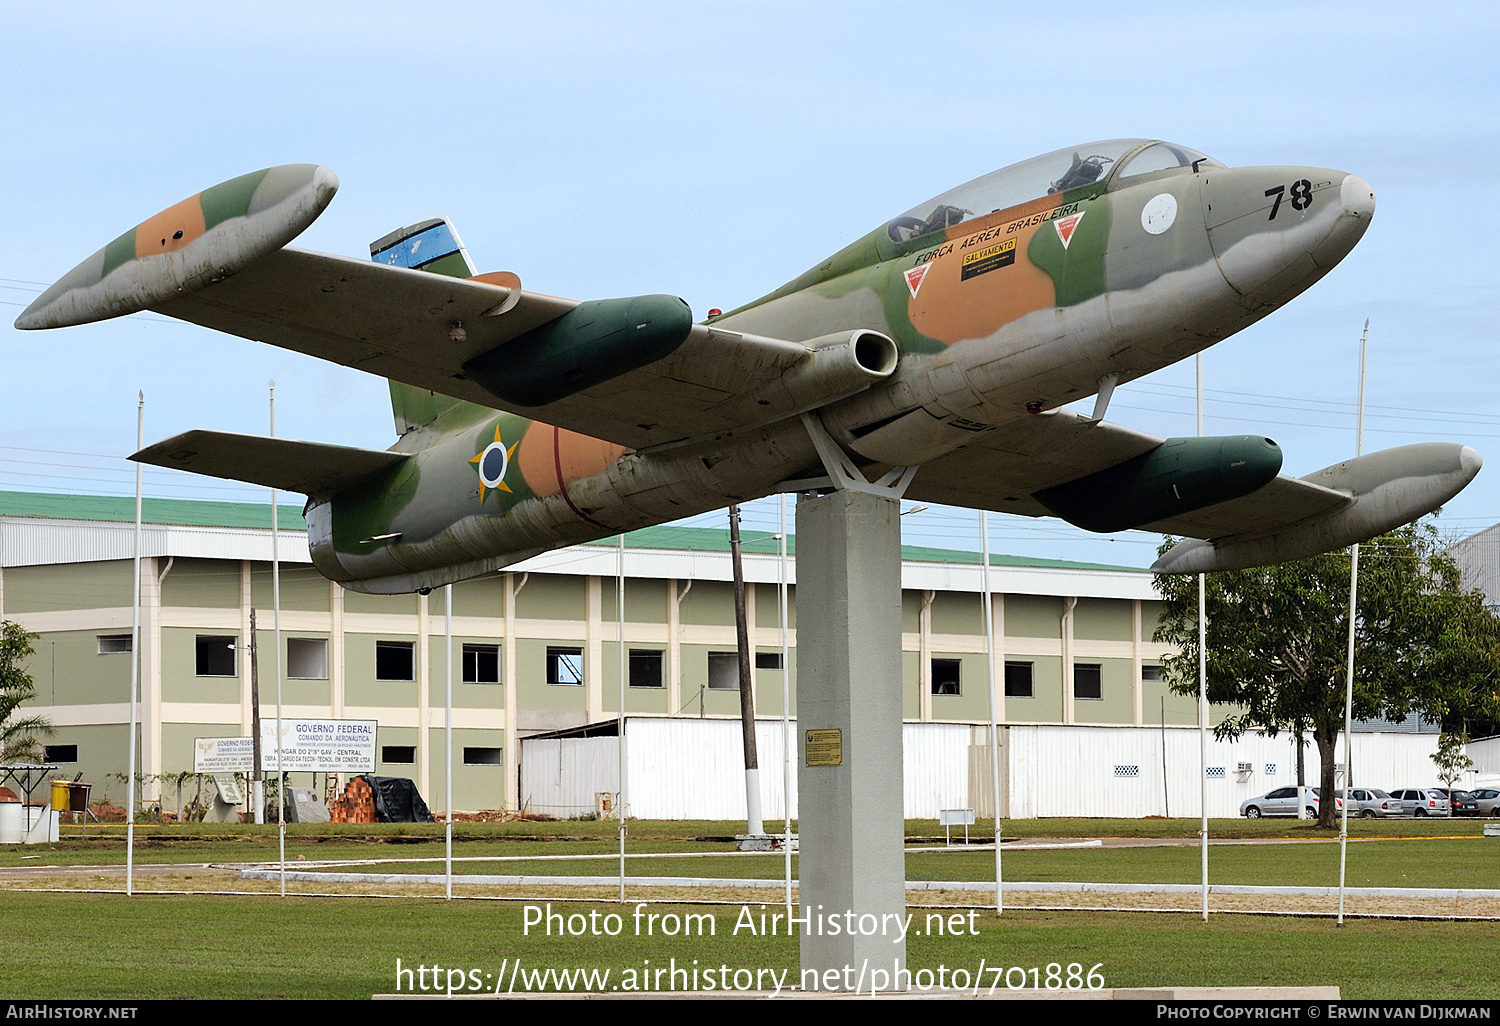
446;583;454;899
779;493;792;914
981;510;1002;914
1338;320;1368;928
126;392;143;896
618;531;627;902
270;381;285;896
1197;353;1209;923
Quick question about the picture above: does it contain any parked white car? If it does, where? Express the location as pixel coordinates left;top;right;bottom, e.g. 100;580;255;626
1389;788;1450;817
1240;786;1339;819
1333;788;1402;818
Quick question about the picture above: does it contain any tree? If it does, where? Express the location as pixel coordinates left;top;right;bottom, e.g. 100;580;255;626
0;621;54;763
1153;520;1500;828
1431;732;1474;789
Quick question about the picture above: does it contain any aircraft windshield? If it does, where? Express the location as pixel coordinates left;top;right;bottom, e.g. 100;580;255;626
1116;141;1223;180
886;139;1222;244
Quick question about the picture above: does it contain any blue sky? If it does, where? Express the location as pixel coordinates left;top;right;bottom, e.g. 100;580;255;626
4;2;1497;565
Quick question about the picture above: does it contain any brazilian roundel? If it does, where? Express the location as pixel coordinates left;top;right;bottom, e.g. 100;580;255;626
469;425;519;505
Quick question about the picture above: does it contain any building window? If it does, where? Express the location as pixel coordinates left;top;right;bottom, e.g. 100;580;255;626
931;658;961;696
707;651;740;690
382;745;415;764
754;652;783;670
1114;764;1139;778
287;638;328;680
97;634;132;655
1141;664;1163;682
629;650;664;689
1074;663;1102;700
376;641;415;681
1003;661;1033;698
45;744;78;763
464;747;503;766
1207;766;1226;779
547;647;583;686
463;644;501;684
195;636;237;677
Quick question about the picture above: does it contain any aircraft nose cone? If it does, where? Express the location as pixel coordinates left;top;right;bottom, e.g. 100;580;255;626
1203;166;1374;305
1460;445;1483;480
1342;174;1375;220
1309;173;1376;269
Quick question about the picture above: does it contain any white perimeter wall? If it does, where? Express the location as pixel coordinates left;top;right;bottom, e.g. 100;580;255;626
1007;725;1443;819
520;718;1454;820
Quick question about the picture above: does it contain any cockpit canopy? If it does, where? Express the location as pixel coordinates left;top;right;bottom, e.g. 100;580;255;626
886;139;1224;245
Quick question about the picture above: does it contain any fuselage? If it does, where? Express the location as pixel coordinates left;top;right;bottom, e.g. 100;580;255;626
307;139;1376;593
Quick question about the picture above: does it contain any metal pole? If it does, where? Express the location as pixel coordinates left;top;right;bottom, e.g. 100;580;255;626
1338;320;1368;927
126;392;143;896
1197;353;1209;923
980;510;1002;914
729;505;763;837
445;583;453;899
271;381;284;896
617;531;626;901
779;493;793;914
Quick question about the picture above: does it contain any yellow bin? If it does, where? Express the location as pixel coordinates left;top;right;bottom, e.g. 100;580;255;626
50;780;69;812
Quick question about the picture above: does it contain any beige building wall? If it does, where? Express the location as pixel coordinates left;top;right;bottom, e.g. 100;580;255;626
4;547;1181;812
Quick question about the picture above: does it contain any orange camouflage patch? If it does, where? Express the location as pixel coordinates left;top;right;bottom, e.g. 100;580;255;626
516;424;562;498
134;193;206;258
908;193;1065;344
515;424;627;522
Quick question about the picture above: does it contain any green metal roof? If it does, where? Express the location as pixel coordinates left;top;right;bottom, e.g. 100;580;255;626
0;490;1147;573
0;490;307;531
587;524;1148;573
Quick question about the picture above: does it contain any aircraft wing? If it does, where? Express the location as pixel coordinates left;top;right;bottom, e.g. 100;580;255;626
151;246;579;410
907;409;1348;527
16;163;896;451
152;251;886;449
903;410;1479;572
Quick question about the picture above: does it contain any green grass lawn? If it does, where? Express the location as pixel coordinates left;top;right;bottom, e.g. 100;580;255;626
1;891;1495;999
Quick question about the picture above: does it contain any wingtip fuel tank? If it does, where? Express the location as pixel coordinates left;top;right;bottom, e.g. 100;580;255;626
15;164;337;330
1152;443;1481;574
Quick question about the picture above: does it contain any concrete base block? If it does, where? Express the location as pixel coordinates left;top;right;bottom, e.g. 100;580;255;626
735;833;798;852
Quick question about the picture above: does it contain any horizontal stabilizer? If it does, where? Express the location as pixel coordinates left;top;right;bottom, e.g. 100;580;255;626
131;430;409;498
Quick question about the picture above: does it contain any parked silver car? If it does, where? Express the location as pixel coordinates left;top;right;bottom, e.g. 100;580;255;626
1332;788;1401;818
1389;788;1450;817
1468;787;1500;816
1240;786;1338;819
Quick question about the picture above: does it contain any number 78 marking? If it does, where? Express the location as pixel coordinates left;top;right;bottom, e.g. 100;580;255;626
1265;180;1313;220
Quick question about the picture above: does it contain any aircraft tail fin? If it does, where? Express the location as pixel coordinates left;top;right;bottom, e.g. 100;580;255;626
370;218;495;438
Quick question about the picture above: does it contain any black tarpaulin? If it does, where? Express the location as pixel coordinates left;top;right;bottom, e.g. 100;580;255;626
358;775;435;823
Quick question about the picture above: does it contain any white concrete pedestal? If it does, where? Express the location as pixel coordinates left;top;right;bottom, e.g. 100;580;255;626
795;489;906;989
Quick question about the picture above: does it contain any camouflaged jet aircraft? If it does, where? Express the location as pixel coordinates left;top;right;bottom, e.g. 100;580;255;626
16;139;1481;593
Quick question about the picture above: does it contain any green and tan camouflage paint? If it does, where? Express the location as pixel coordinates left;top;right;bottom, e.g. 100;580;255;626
17;144;1389;592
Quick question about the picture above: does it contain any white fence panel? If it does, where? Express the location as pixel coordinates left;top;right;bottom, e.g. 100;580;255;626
902;722;972;820
1468;735;1500;779
626;718;797;821
522;718;1453;820
519;736;617;818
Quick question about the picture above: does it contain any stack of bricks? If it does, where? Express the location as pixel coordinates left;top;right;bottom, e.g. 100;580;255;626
328;776;377;824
